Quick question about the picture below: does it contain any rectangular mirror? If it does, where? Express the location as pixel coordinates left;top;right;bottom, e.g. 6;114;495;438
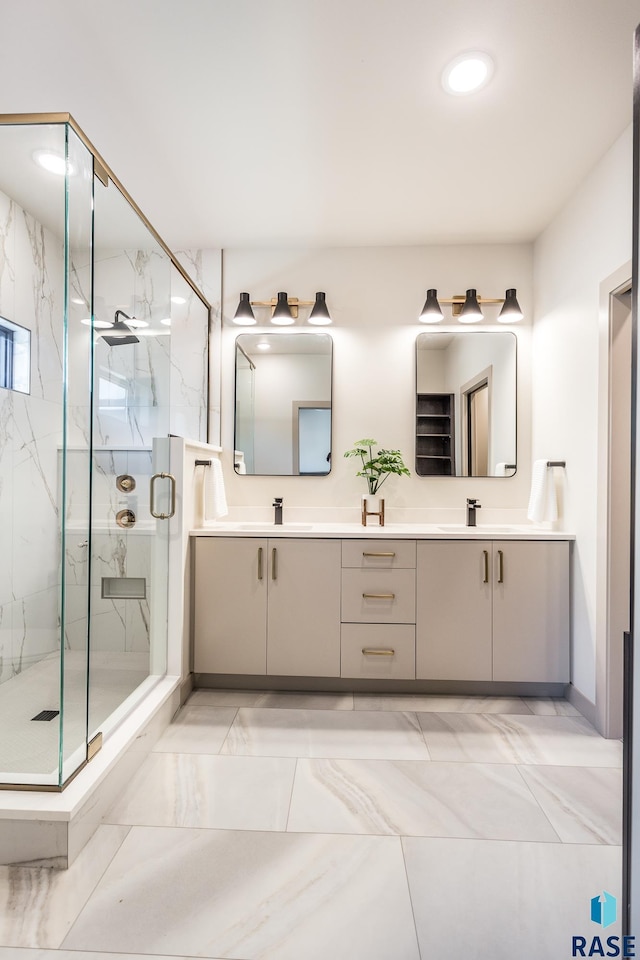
416;331;516;477
234;332;332;475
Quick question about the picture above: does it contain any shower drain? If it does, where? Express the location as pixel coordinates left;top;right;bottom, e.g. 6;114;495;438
31;710;60;722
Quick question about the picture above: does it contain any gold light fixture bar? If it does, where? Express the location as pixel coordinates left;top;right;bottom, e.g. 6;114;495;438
249;296;316;319
443;295;505;317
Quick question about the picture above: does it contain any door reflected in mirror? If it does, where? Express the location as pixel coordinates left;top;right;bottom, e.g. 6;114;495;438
235;333;332;476
415;332;516;478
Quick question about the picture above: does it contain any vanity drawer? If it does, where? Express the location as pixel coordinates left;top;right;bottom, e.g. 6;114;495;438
341;568;416;623
341;624;416;679
341;539;416;569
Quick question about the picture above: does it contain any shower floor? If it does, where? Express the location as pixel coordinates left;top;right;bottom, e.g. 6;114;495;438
0;650;149;781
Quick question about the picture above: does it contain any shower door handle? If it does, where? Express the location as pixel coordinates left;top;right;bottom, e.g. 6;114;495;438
150;472;176;519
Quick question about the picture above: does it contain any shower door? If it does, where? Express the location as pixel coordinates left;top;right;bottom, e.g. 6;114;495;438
87;173;172;743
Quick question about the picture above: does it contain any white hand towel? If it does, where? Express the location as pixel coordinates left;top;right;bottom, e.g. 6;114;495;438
494;462;507;477
527;459;558;523
235;461;247;475
204;459;228;521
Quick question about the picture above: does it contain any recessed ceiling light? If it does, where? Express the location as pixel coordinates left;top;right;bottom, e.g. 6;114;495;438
171;295;187;305
33;149;76;176
442;52;494;96
160;317;172;326
81;318;113;329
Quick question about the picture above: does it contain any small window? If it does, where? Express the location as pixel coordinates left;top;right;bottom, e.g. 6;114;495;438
0;317;30;394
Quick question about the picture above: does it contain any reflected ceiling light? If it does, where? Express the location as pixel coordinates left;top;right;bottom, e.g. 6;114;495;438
233;291;257;325
81;317;113;329
420;288;521;323
71;297;85;305
160;317;172;326
126;317;149;329
458;288;484;323
419;289;444;323
271;291;295;326
497;288;523;323
256;341;271;351
32;149;76;176
442;51;494;96
171;295;187;305
308;291;332;325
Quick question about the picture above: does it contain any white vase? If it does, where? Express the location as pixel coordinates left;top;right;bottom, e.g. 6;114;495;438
361;493;385;526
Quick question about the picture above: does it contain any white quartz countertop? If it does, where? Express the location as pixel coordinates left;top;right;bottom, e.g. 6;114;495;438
190;522;575;540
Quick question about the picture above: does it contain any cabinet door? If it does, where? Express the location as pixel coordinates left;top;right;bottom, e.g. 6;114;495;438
193;537;267;675
416;541;492;680
492;540;569;682
267;539;341;677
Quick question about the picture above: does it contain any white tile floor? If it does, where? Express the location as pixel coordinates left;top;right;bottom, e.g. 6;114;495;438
0;690;623;960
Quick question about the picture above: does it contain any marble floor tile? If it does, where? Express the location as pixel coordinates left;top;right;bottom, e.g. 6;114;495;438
518;764;623;844
105;753;296;831
62;826;420;960
403;836;622;960
287;758;560;841
152;706;238;755
354;693;534;713
0;825;129;949
189;688;354;710
522;696;580;716
221;707;430;760
418;712;624;767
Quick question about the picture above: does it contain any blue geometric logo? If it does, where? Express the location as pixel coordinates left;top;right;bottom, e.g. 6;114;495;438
591;892;617;928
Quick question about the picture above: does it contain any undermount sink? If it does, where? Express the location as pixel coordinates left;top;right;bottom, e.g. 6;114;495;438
235;522;313;531
437;524;520;533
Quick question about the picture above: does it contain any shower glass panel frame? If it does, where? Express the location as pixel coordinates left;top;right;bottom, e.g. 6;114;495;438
0;113;210;790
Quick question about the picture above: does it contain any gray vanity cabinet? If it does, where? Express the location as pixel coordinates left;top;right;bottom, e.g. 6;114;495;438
193;537;341;678
416;541;492;680
194;537;268;675
416;539;570;683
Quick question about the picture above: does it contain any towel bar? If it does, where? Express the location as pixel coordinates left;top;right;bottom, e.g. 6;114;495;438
195;459;212;466
547;461;566;468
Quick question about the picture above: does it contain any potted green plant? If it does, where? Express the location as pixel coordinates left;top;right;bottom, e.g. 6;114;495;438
344;438;410;525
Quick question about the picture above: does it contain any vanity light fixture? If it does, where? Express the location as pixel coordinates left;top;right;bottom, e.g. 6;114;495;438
458;288;483;324
419;288;523;324
308;292;332;325
271;291;296;325
232;291;333;325
232;292;257;325
497;288;523;323
419;289;445;323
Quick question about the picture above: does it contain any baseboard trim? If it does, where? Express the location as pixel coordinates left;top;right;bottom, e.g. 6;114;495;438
566;683;598;727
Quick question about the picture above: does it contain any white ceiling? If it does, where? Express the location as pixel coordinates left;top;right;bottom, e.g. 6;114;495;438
1;0;638;250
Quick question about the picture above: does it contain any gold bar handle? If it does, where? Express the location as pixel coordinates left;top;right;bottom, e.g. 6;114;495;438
497;549;504;584
362;551;396;557
257;547;263;581
362;593;396;599
272;547;277;580
483;550;489;584
362;648;395;656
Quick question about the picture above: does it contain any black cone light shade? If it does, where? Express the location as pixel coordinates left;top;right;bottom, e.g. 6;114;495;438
272;291;295;325
497;288;523;323
419;289;444;323
233;292;256;326
458;288;483;323
308;291;332;325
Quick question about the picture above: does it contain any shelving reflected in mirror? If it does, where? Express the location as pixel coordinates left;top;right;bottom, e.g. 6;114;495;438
234;333;332;476
415;331;516;478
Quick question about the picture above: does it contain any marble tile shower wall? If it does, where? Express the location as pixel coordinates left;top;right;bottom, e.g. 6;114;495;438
0;188;65;685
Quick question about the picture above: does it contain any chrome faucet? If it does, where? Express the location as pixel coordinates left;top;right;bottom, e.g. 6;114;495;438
273;497;283;525
466;498;481;527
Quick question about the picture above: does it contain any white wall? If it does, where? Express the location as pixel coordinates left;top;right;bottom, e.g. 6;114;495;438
532;124;632;703
220;244;533;521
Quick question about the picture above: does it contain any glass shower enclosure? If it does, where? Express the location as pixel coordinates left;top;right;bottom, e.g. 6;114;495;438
0;114;210;789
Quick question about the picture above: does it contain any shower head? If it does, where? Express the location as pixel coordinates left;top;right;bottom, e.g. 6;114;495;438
101;310;140;346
